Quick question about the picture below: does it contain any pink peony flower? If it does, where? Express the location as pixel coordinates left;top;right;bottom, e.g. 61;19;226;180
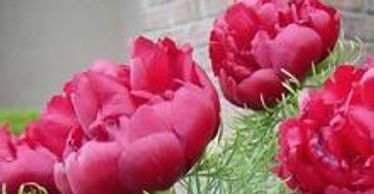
0;126;59;194
209;0;340;110
27;37;220;194
274;59;374;193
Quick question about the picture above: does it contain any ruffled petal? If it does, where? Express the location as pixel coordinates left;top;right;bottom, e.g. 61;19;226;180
130;37;172;93
26;96;76;157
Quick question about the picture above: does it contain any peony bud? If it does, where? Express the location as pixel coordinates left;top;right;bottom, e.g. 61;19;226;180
209;0;340;110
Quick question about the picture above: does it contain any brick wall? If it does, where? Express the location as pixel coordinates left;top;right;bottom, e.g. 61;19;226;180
140;0;374;120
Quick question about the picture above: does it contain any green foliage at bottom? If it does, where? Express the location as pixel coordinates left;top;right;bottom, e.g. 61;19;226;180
0;110;38;134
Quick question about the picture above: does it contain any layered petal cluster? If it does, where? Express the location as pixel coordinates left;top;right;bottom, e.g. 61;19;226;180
0;126;59;194
25;37;220;194
210;0;340;110
274;60;374;193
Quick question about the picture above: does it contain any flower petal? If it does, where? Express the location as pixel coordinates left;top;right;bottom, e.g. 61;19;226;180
62;142;122;194
119;132;185;193
237;68;285;110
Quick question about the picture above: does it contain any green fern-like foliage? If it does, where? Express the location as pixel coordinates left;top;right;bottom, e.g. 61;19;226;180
175;37;364;194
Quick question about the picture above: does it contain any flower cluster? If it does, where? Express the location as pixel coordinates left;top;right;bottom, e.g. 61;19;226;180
1;37;220;194
210;0;340;110
0;126;59;194
1;0;364;193
274;60;374;193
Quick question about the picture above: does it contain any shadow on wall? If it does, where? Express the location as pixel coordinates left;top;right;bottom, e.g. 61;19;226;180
0;0;143;108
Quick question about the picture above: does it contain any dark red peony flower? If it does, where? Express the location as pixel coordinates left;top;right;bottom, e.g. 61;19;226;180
26;37;220;194
209;0;340;110
0;126;59;194
274;60;374;194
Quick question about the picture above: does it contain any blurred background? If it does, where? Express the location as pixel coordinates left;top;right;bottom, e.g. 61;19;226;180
0;0;373;110
0;0;141;108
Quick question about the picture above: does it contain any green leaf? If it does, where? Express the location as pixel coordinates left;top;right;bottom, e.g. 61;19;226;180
0;110;38;134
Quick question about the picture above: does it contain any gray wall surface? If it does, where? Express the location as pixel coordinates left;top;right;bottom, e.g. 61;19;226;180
0;0;142;108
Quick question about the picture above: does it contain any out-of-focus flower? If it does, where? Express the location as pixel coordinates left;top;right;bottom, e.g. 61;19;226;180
274;60;374;193
27;37;220;194
26;95;78;158
209;0;340;110
0;126;59;194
